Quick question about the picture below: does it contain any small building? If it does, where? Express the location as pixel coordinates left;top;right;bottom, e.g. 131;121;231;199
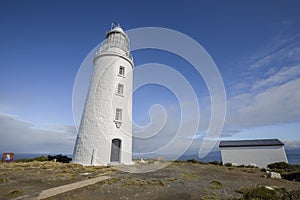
219;139;288;168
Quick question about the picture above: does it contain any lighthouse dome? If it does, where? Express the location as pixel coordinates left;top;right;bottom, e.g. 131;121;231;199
106;26;127;38
112;26;125;34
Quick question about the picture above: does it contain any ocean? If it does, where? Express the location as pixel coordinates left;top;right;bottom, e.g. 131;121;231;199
1;149;300;165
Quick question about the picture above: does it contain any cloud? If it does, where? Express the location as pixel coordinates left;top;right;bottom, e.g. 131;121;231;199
133;101;201;155
282;139;300;149
249;33;300;69
224;32;300;130
220;129;241;137
227;77;300;128
252;65;300;90
0;113;76;154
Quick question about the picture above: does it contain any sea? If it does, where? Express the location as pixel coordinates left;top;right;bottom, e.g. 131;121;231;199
2;149;300;165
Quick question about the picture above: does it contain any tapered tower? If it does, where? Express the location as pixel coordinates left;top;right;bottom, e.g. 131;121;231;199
73;24;134;166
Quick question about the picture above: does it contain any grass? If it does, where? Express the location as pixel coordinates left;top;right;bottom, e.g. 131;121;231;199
0;161;116;180
167;177;177;182
122;178;165;187
7;189;23;197
0;177;9;183
209;180;223;190
200;193;221;200
179;173;199;180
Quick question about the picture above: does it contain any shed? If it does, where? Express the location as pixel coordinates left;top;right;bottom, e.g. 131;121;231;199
219;139;288;168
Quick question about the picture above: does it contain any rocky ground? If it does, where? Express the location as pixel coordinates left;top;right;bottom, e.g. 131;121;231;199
0;160;299;200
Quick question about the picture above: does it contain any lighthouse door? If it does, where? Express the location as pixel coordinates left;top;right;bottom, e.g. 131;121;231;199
110;139;121;162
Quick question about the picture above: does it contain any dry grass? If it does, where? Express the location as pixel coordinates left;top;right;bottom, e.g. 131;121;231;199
0;177;9;183
0;161;116;200
6;189;23;197
179;173;199;180
122;178;165;187
209;180;224;190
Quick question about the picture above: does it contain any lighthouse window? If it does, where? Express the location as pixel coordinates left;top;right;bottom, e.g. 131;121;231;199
117;83;124;95
119;66;125;76
115;108;122;121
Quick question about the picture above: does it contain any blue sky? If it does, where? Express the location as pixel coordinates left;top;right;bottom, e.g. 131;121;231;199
0;0;300;155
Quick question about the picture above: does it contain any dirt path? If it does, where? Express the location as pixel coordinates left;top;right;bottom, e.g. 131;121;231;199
37;176;111;199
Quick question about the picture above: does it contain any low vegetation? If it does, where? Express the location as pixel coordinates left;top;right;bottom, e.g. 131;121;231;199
14;155;48;162
185;159;206;164
208;161;222;165
14;154;72;163
235;186;300;200
268;162;300;182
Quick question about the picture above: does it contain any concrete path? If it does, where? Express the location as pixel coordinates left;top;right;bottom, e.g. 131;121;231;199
37;176;111;199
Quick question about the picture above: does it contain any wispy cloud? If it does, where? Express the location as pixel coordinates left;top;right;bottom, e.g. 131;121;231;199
0;113;76;154
224;31;300;129
252;65;300;90
249;33;300;69
227;78;300;128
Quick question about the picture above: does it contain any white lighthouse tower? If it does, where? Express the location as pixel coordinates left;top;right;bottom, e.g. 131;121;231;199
73;24;134;166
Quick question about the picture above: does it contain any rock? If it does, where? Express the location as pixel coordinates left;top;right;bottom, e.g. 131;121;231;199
140;158;147;164
265;186;274;190
80;172;92;176
270;172;281;179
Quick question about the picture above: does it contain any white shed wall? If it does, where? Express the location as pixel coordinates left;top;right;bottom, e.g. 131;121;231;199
220;146;288;168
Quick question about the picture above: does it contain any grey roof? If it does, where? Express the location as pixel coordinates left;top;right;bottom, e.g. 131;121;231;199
219;139;284;148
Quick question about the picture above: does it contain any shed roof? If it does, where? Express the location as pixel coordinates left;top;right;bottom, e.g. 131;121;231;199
219;139;284;148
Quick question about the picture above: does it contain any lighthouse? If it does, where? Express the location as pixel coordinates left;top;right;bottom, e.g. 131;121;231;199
73;24;134;166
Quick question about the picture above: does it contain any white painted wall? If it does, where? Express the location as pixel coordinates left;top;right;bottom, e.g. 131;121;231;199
73;28;134;166
220;146;288;168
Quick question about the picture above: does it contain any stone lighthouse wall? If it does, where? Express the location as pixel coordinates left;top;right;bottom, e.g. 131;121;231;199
73;30;133;166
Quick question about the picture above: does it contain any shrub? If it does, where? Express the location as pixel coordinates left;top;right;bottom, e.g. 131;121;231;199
267;162;292;172
186;159;199;163
237;164;257;168
243;186;277;200
48;154;72;163
282;171;300;182
208;161;221;165
236;186;300;200
267;162;300;182
224;163;232;167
